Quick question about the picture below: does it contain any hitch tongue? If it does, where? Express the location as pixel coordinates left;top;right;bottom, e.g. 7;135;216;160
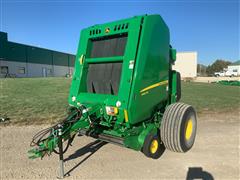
28;148;46;159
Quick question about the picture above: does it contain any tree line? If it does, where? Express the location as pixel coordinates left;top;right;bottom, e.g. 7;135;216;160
197;59;232;76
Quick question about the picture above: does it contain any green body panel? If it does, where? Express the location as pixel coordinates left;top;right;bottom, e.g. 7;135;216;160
69;16;143;112
67;14;179;147
68;15;171;123
170;70;178;103
66;14;178;151
124;123;158;150
29;14;180;159
128;15;170;124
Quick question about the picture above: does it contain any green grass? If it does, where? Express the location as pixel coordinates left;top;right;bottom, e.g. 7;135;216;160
0;78;239;124
0;78;71;124
181;82;240;113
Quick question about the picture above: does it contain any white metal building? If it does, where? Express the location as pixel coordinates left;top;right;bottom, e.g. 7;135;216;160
227;61;240;76
173;51;198;78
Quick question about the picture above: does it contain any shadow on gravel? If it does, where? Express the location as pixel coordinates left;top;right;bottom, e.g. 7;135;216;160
186;167;214;180
64;140;107;176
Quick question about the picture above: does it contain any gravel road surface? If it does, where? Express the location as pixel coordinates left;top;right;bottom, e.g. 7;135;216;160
0;112;239;180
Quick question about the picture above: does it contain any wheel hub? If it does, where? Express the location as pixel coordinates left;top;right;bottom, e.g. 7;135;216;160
150;139;158;154
185;119;193;140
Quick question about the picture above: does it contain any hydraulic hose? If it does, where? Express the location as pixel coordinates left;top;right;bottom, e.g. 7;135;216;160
30;107;82;156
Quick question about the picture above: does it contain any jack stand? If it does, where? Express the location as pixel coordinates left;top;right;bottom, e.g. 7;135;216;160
57;126;64;179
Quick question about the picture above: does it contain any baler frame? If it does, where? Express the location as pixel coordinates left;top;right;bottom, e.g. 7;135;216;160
28;14;197;179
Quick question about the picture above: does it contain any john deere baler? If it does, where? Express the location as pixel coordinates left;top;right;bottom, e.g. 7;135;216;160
29;14;197;172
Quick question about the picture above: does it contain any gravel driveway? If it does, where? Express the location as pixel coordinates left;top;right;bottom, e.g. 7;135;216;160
0;112;239;180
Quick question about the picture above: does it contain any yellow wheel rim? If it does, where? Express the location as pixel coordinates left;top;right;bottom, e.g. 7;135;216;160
185;119;193;140
150;139;158;154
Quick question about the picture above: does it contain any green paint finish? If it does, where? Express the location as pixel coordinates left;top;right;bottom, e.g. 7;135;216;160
170;70;178;103
128;15;170;124
137;123;158;148
170;48;177;63
29;14;182;159
67;14;178;149
124;123;157;150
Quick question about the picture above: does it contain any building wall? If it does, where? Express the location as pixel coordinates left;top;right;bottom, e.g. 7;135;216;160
53;65;70;77
0;60;27;78
173;52;197;78
53;52;69;66
6;42;27;63
0;31;76;78
227;65;240;75
69;55;75;67
27;63;53;77
27;46;52;65
0;60;72;78
228;65;240;72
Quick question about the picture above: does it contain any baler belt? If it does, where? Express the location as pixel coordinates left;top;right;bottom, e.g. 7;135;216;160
87;62;122;95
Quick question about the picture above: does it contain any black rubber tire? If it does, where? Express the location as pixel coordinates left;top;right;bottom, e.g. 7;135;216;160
160;103;197;153
142;133;165;159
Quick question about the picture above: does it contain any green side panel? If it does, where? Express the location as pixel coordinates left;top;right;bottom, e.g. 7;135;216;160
27;46;52;65
128;15;170;124
124;123;157;151
170;70;177;103
53;51;68;66
6;42;26;62
68;54;76;67
170;48;177;63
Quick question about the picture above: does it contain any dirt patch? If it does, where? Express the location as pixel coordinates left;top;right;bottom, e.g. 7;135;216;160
0;113;239;179
195;76;240;83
